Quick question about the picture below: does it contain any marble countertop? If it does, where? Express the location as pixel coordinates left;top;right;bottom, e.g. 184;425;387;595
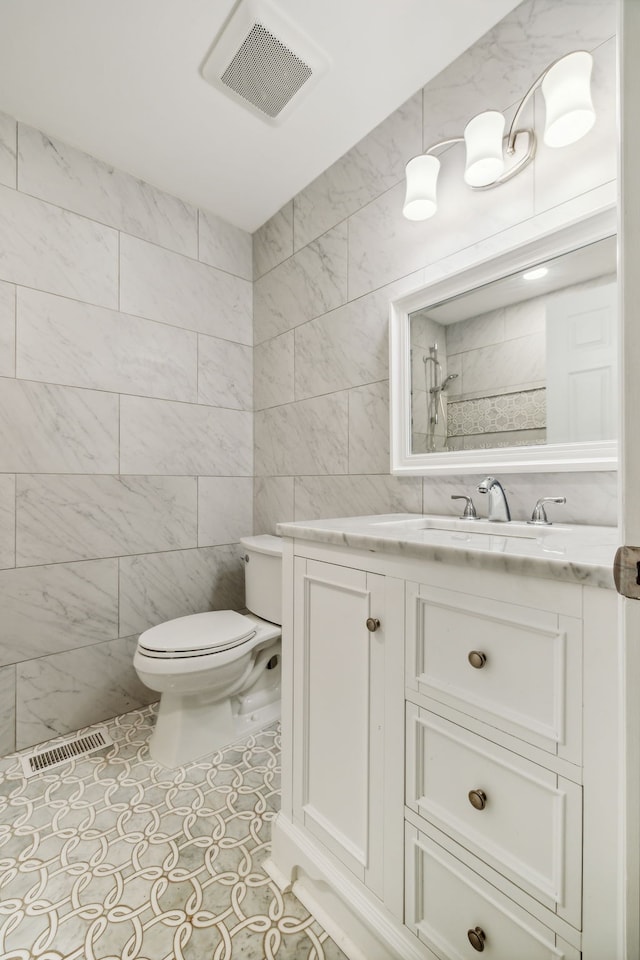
276;514;620;590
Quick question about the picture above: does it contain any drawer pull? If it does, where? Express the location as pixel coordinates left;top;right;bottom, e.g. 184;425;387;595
467;927;486;952
468;789;487;811
366;617;380;632
468;650;487;669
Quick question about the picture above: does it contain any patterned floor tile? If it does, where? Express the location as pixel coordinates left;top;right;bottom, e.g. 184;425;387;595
0;705;348;960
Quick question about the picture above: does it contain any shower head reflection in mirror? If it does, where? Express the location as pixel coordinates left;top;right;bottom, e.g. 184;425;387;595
390;203;617;476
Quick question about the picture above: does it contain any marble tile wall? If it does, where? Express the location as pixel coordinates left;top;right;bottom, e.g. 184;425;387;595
0;121;254;752
253;0;618;535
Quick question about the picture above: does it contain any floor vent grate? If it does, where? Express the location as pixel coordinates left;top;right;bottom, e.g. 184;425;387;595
21;727;114;777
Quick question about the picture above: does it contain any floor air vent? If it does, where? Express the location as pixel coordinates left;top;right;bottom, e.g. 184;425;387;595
201;0;329;125
21;727;114;777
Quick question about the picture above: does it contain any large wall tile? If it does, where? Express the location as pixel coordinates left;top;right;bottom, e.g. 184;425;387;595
348;381;390;475
17;288;197;401
255;394;348;477
120;235;252;344
0;112;16;188
0;665;15;755
198;336;252;410
119;545;244;636
534;38;616;215
294;475;422;522
198;477;253;546
0;559;118;666
294;289;389;399
0;281;15;377
254;223;347;344
254;477;295;535
294;92;422;250
0;184;117;306
253;202;293;279
347;151;534;300
446;306;506;356
16;636;155;750
198;209;252;280
254;332;294;410
0;474;15;569
16;475;197;565
0;378;118;473
461;333;545;395
120;396;252;476
18;125;198;257
421;0;615;149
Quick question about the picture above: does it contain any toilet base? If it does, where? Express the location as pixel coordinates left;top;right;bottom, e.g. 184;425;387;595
148;691;281;768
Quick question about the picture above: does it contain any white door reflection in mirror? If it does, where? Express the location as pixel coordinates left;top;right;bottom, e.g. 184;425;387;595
546;281;617;443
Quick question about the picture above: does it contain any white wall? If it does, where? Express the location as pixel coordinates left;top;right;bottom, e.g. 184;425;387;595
253;0;618;532
0;124;254;753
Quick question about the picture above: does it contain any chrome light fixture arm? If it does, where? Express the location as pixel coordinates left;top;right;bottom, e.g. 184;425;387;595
425;137;465;156
471;129;536;190
421;130;536;192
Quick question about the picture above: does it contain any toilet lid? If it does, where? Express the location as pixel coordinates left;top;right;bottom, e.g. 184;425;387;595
137;610;257;658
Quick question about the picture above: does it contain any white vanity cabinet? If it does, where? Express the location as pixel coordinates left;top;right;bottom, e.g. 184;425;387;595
269;527;621;960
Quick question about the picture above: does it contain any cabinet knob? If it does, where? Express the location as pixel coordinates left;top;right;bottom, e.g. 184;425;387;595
468;789;487;811
468;650;487;669
366;617;381;632
467;927;486;952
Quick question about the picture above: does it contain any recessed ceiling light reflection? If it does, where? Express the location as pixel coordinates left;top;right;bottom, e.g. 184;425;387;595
522;267;549;281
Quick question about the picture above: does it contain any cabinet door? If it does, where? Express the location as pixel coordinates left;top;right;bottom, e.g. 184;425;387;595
292;558;389;898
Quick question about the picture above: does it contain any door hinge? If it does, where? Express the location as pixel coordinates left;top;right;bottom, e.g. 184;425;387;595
614;545;640;599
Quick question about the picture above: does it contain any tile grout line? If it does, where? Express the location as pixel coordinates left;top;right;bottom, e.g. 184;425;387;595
6;277;251;347
13;120;18;190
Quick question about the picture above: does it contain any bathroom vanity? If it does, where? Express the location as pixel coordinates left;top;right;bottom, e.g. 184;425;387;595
267;515;621;960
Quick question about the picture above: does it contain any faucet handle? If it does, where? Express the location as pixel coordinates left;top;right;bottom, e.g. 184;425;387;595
528;496;566;526
451;495;478;519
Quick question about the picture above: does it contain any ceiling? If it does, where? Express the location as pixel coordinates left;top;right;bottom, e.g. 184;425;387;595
0;0;521;232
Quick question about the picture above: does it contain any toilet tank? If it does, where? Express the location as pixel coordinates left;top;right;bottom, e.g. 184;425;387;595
240;535;283;625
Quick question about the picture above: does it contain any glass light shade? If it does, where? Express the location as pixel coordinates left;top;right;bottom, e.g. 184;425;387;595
403;155;440;221
542;51;595;148
463;110;505;187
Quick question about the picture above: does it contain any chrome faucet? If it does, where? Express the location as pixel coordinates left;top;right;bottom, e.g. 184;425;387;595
477;476;511;522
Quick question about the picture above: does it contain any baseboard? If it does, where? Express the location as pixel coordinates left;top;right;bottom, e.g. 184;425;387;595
267;813;435;960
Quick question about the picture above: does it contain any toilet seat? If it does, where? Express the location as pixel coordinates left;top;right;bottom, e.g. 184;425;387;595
137;610;257;659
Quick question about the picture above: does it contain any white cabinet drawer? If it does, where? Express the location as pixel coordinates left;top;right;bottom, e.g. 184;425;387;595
405;824;580;960
406;707;582;927
406;582;582;762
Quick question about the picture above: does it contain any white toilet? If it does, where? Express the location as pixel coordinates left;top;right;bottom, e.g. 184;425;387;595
133;534;282;768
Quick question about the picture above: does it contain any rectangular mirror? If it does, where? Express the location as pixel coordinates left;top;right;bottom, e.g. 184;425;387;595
390;206;618;475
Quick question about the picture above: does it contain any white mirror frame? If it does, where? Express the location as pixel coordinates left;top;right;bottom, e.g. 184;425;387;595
389;199;618;476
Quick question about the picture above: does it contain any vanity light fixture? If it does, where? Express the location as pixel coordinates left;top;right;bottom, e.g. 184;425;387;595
403;50;595;221
522;266;549;281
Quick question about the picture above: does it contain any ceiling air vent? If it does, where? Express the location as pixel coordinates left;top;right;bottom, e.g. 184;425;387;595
201;0;329;125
